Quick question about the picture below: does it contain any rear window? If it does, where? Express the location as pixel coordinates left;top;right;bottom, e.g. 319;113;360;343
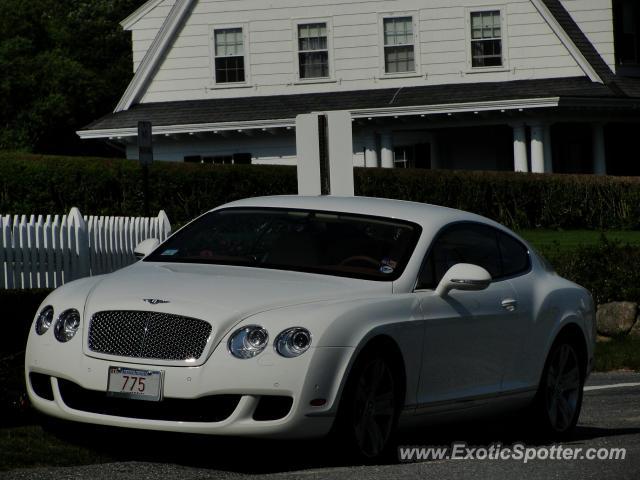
498;232;530;277
145;208;422;281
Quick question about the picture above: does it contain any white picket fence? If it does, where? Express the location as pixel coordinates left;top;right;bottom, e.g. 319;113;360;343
0;208;171;290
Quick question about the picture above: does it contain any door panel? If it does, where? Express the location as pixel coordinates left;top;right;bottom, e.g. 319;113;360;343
500;273;537;391
416;280;519;406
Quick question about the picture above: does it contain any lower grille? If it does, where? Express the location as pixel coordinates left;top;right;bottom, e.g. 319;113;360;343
88;310;212;361
30;373;54;401
57;379;240;422
252;396;293;421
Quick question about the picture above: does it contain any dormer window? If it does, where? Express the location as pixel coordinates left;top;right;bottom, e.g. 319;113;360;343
470;11;503;67
214;27;246;83
383;17;415;74
298;23;329;79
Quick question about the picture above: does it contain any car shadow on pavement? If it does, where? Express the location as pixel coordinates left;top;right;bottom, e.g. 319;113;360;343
39;414;640;474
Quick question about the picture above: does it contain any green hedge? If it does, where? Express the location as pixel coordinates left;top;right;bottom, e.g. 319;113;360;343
0;153;297;227
542;238;640;306
2;152;640;230
355;169;640;230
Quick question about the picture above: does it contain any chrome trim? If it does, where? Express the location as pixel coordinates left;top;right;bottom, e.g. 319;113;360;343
450;279;490;286
143;299;170;305
411;387;538;415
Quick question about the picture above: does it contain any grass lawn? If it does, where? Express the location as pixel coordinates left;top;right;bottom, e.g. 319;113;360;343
595;336;640;372
517;229;640;252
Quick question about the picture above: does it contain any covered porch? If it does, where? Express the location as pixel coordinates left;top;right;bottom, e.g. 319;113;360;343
352;114;640;176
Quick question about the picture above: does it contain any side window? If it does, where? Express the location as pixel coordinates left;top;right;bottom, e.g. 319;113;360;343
417;224;500;290
498;232;530;277
383;17;416;74
298;23;330;79
213;27;246;84
470;10;502;67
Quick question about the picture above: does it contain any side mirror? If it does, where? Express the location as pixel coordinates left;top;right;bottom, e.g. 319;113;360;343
134;238;160;260
435;263;492;297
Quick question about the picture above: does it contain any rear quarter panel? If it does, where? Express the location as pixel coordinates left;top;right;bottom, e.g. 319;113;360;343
511;260;596;390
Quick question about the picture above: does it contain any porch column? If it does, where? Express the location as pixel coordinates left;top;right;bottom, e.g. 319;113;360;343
380;132;394;168
430;132;440;169
593;123;607;175
530;124;545;173
544;125;553;173
364;135;379;168
512;124;528;172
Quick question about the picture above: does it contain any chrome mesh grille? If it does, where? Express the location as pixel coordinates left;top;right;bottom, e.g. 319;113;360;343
88;311;212;361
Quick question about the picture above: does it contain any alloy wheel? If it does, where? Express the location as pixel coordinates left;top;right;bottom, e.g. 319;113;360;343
545;343;581;432
351;358;397;458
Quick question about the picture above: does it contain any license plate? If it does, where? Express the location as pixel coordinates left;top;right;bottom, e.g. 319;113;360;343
107;367;163;402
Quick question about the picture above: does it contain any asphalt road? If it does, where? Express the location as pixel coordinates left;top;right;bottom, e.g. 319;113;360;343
3;371;639;480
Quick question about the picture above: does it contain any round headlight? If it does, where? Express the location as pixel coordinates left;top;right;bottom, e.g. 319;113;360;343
275;327;312;358
53;309;81;343
228;325;269;359
35;306;54;335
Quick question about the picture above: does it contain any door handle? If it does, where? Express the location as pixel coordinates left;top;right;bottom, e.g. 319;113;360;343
501;299;518;312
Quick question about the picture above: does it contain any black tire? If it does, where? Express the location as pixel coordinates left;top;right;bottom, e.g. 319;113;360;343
530;338;585;438
333;348;403;461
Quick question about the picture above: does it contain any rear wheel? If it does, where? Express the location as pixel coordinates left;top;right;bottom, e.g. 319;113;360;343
334;350;402;460
532;339;585;436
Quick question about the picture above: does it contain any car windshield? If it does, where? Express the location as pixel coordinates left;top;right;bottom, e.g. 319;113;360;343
145;207;422;281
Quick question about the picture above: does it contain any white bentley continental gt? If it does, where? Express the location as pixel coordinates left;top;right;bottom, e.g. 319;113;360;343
26;196;595;459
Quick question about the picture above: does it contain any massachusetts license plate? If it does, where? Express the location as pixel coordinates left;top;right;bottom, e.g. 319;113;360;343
107;367;163;402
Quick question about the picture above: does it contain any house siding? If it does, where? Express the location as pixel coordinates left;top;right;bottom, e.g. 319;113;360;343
130;0;177;72
560;0;615;70
126;132;298;165
137;0;585;104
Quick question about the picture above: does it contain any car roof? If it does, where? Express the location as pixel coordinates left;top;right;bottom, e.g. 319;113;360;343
217;195;505;233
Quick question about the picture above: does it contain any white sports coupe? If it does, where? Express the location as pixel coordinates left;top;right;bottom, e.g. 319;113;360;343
26;196;595;459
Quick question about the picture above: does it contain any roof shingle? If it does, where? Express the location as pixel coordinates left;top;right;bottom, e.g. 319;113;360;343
83;77;626;132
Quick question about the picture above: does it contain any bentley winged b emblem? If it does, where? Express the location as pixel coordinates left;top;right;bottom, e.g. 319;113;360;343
143;298;170;305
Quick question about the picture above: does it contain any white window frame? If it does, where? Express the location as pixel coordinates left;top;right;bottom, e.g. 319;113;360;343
209;23;251;87
465;7;509;73
292;18;335;83
378;13;421;78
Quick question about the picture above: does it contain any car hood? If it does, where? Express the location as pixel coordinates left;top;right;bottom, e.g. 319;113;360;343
83;262;389;359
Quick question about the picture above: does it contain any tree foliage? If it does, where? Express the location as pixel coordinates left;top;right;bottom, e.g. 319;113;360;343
0;0;146;155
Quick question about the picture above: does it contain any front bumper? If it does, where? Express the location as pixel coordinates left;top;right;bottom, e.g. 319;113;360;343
26;334;354;439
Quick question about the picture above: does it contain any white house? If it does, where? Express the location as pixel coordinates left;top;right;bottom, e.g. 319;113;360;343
78;0;640;175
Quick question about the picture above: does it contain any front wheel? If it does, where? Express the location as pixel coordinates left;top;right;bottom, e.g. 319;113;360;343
334;351;402;460
532;340;585;436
